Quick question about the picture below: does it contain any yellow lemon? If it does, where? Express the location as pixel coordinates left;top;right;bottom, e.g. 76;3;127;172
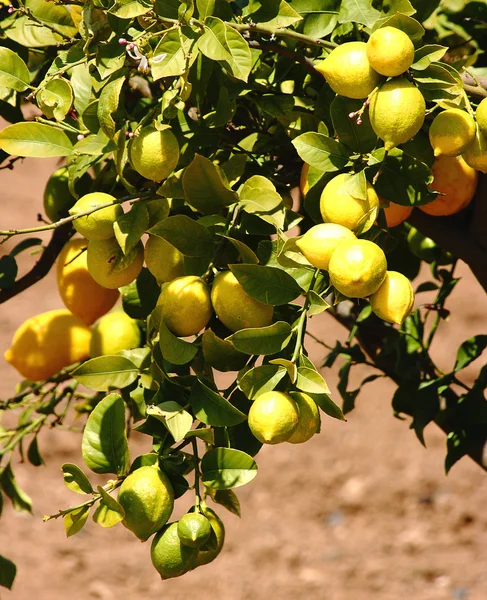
383;202;412;227
43;166;91;223
366;27;415;77
315;42;382;100
151;522;198;579
118;466;174;541
369;78;425;150
90;311;141;357
296;223;357;270
248;391;299;445
159;275;212;337
129;126;180;182
429;109;476;157
211;271;273;333
144;235;185;284
319;173;379;233
69;192;123;240
462;127;487;173
328;239;387;298
300;163;310;198
370;271;414;324
177;513;212;549
476;98;487;133
420;155;478;216
87;238;144;289
194;507;225;567
5;309;91;381
56;238;119;325
287;392;320;444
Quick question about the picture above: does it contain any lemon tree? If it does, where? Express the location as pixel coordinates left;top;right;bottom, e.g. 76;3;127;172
1;0;487;591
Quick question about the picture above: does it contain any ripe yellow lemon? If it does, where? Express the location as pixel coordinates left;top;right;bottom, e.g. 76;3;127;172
366;27;415;77
211;271;273;333
462;127;487;173
328;239;387;298
177;513;212;549
43;166;91;223
320;173;379;233
248;391;299;445
129;126;180;182
370;271;414;324
118;466;174;541
315;41;382;100
296;223;357;270
159;275;212;337
90;311;141;357
476;98;487;133
382;202;412;227
194;507;225;567
151;522;198;579
429;109;476;157
87;238;144;289
69;192;123;240
420;155;478;216
5;309;91;381
287;392;320;444
56;238;119;325
144;235;185;284
369;78;425;150
300;163;310;198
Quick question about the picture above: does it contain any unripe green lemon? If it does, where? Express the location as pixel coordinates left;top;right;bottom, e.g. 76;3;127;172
370;271;414;325
369;78;425;150
319;173;379;233
248;391;299;445
151;522;198;579
129;126;180;182
69;192;123;240
296;223;356;270
462;127;487;173
90;311;141;357
177;512;212;549
429;109;476;157
144;235;185;284
287;392;320;444
43;166;91;223
118;466;174;542
315;42;382;99
159;275;213;337
366;27;415;77
87;238;144;289
211;271;273;333
476;98;487;133
328;239;387;298
194;507;225;567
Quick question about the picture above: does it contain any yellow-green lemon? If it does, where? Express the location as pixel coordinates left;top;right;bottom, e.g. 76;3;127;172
429;109;476;157
287;392;320;444
370;271;414;324
90;311;141;357
296;223;357;270
476;98;487;133
300;163;310;198
144;235;185;284
69;192;122;240
151;522;198;579
87;238;144;289
194;507;225;567
462;127;487;173
328;239;387;298
129;126;180;182
248;391;299;445
177;513;212;549
43;166;91;223
366;27;415;77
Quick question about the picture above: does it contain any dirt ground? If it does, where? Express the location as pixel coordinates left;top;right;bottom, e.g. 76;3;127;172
1;158;487;600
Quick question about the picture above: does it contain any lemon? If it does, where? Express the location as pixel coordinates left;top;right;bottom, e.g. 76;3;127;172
56;238;119;325
369;78;426;150
5;309;91;381
429;109;476;157
476;98;487;133
118;466;174;542
144;235;185;284
383;202;412;227
211;271;273;333
159;275;213;337
87;238;144;289
248;391;299;445
366;27;415;77
287;392;320;444
315;42;382;99
420;155;478;216
328;239;387;298
300;163;310;198
151;522;198;579
177;513;212;549
370;271;414;324
90;311;141;357
43;166;91;222
69;192;123;241
129;126;180;182
296;223;357;270
462;127;487;173
319;173;379;233
194;507;225;567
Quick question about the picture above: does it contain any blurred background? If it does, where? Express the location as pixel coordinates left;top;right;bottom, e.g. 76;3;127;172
1;157;487;600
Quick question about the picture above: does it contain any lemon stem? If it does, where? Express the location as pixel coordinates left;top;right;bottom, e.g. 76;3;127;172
191;438;202;511
291;268;320;363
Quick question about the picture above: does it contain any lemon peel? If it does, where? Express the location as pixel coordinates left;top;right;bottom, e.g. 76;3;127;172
462;127;487;173
476;98;487;134
90;312;141;357
151;522;198;579
296;223;356;270
287;392;320;444
177;513;212;549
43;166;91;223
194;507;225;567
248;391;299;445
370;271;414;324
429;109;476;157
69;192;122;241
129;126;180;182
366;27;415;77
382;202;412;228
144;235;185;284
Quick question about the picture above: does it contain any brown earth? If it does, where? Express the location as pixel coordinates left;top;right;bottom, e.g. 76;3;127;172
1;158;487;600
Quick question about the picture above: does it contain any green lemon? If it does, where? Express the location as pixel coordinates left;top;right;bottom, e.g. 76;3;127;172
476;97;487;134
90;311;141;357
129;126;180;182
248;391;299;445
287;392;321;444
43;166;91;223
69;192;123;240
194;507;225;567
151;522;198;579
429;109;476;157
87;238;144;289
177;512;212;549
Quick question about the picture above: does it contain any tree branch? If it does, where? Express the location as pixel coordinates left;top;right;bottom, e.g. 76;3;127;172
461;72;487;99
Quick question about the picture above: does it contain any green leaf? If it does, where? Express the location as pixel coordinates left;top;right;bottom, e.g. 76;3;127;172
159;319;198;365
27;435;44;467
26;0;78;35
307;291;331;316
238;364;287;400
239;175;283;213
96;41;126;80
71;64;92;115
121;267;160;320
0;122;73;157
454;335;487;372
81;393;130;475
108;0;152;18
219;235;259;264
411;45;448;70
230;264;303;305
269;358;297;383
64;506;90;537
184;427;215;444
62;463;94;495
201;447;258;490
37;78;73;121
227;321;293;355
74;131;118;155
310;392;346;421
182;153;238;214
190;380;247;426
338;0;380;28
152;28;197;80
330;97;377;154
296;366;330;394
0;556;16;590
197;0;215;19
72;356;139;392
253;94;294;117
146;401;193;442
0;47;30;92
0;255;17;289
98;72;126;139
379;12;424;42
0;463;32;513
148;214;214;257
243;0;302;27
114;203;149;254
210;488;241;517
92;486;125;528
292;132;350;172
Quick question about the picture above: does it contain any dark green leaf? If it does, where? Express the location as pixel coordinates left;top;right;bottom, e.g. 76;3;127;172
330;97;377;154
201;447;258;490
146;401;193;441
227;321;293;355
210;488;241;517
159;319;198;365
454;336;487;372
148;214;214;257
114;202;149;254
292;132;350;172
27;436;44;467
62;463;94;495
121;267;160;320
190;380;247;426
0;463;32;513
239;365;287;400
310;392;346;420
0;255;17;289
0;556;16;590
72;356;139;392
230;264;303;305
